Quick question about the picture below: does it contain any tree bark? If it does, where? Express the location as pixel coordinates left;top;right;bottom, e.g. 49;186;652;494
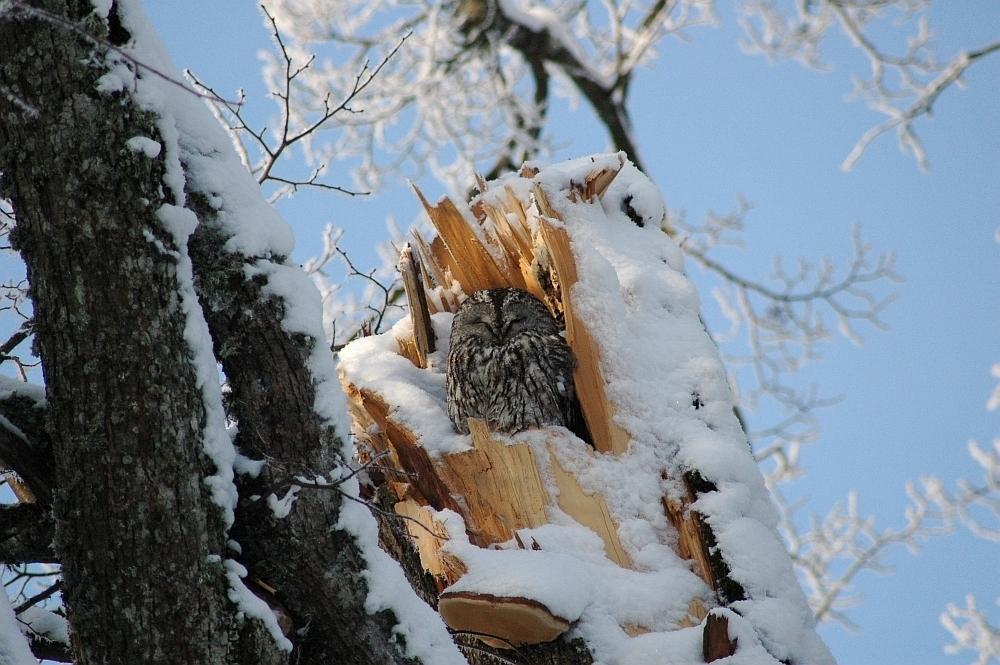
0;2;274;662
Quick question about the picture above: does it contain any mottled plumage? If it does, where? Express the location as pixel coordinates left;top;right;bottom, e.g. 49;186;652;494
447;288;574;434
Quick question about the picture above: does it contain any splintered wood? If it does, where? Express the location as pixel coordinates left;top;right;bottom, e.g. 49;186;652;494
340;159;730;653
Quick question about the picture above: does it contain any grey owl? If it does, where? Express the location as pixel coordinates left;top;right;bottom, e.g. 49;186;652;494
447;288;575;435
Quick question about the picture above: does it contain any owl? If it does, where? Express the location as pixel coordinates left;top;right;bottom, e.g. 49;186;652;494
447;288;575;435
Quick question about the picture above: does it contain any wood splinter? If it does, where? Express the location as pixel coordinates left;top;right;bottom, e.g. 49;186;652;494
703;612;738;662
398;243;436;368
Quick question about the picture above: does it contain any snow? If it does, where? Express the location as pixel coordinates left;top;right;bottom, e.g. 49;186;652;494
266;484;301;519
339;154;835;664
0;376;46;406
440;512;704;629
89;0;112;20
0;591;36;665
15;606;70;649
223;559;293;652
125;135;161;158
0;379;43;447
496;0;613;89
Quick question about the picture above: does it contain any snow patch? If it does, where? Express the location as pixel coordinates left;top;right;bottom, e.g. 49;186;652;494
223;559;293;652
0;591;37;665
267;484;301;519
0;377;46;405
126;135;162;158
89;0;112;19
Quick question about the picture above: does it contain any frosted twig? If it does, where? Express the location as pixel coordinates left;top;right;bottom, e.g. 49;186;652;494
740;0;1000;169
773;484;949;626
929;355;1000;663
188;5;405;198
681;206;899;483
941;595;1000;665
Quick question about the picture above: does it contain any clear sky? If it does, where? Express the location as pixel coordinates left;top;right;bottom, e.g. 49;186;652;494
146;2;999;663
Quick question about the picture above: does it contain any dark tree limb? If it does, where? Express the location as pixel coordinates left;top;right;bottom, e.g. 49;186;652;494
0;503;56;564
0;392;54;503
188;204;422;664
461;0;644;171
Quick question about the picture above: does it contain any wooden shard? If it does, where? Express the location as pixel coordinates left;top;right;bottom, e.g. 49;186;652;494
703;612;738;662
440;418;548;545
537;216;630;455
413;186;509;293
663;495;716;594
548;446;631;568
394;499;460;588
343;384;462;513
398;243;436;368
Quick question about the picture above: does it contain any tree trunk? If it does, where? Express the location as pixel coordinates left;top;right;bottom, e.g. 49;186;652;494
1;2;449;664
0;1;276;662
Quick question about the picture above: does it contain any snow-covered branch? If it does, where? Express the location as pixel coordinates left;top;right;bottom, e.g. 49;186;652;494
935;439;1000;663
942;595;1000;665
264;0;715;192
921;357;1000;663
678;205;899;485
773;484;948;628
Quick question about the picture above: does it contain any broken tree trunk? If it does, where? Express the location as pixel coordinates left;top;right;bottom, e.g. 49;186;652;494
339;155;832;665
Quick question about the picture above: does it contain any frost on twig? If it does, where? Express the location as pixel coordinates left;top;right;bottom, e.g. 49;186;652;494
941;595;1000;665
188;5;404;202
676;203;899;486
772;484;947;628
935;437;1000;663
934;436;1000;662
264;0;716;193
739;0;1000;170
916;358;1000;663
301;224;405;350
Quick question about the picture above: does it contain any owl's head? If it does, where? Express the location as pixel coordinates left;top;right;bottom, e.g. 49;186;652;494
450;288;559;345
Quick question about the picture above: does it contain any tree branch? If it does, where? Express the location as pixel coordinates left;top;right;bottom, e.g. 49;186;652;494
0;503;56;564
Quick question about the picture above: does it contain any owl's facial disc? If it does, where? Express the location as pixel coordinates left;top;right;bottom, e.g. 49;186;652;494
474;316;501;342
500;315;525;340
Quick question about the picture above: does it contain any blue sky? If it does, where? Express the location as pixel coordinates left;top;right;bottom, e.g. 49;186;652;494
147;2;999;663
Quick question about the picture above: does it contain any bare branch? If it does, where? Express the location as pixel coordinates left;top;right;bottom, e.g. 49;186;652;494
774;485;949;626
740;0;1000;169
